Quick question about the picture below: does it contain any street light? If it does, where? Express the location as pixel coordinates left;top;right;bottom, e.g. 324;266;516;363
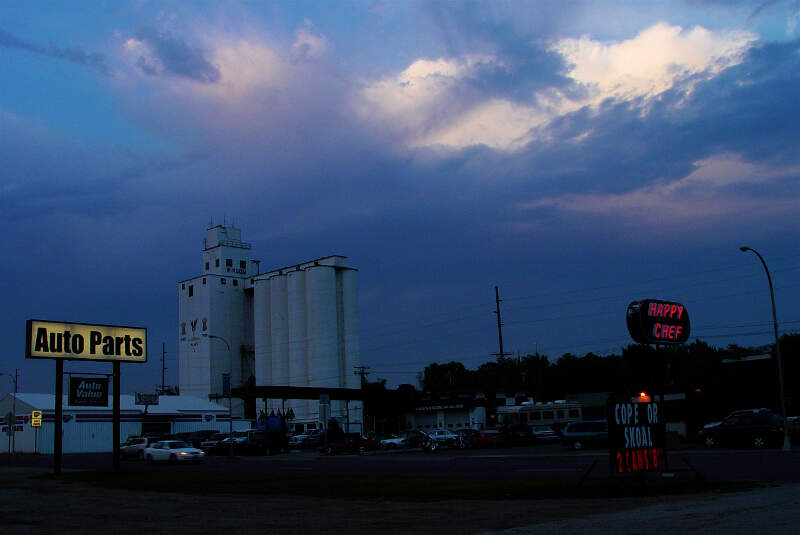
740;246;791;451
208;335;234;458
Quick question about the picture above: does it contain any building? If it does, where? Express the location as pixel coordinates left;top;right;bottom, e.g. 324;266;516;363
178;225;362;431
0;393;236;454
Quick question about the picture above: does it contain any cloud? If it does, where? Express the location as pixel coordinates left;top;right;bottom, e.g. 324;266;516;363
554;23;756;104
356;22;757;151
291;25;330;62
0;28;108;74
126;26;221;83
519;153;800;235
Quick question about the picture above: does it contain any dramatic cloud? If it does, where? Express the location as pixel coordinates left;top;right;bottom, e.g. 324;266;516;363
0;28;108;74
356;23;757;151
553;23;756;104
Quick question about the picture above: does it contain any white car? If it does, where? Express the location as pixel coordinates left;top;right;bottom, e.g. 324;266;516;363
144;440;205;463
380;435;407;449
427;429;463;448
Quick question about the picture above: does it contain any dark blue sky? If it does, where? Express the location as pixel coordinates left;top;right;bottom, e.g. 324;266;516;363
2;1;799;395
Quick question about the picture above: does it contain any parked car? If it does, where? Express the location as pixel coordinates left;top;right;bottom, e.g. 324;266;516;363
322;433;380;455
240;430;271;455
120;436;160;459
699;408;784;448
289;429;322;449
380;434;408;449
216;431;250;454
531;425;559;442
174;430;220;449
505;424;533;445
426;429;464;448
455;428;480;448
200;433;228;453
143;440;205;463
471;429;507;448
561;420;608;450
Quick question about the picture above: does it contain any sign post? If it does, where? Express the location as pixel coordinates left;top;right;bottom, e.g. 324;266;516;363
31;410;42;454
25;319;147;475
619;299;690;477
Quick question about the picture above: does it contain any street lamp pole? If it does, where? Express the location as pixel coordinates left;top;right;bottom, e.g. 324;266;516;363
209;335;234;458
740;246;791;451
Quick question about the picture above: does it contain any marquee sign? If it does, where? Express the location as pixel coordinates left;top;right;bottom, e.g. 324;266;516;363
69;377;109;407
626;299;690;345
608;400;665;474
26;320;147;362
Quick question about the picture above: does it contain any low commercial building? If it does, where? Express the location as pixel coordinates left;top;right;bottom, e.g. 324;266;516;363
0;393;247;454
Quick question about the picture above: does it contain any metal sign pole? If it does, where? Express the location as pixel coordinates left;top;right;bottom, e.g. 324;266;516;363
54;360;63;475
113;362;120;472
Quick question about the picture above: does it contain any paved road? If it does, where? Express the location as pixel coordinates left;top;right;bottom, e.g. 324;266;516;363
5;445;800;482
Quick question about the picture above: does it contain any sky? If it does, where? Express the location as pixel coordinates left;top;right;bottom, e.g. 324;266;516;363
2;0;799;396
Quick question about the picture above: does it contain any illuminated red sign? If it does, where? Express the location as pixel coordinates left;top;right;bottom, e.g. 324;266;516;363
626;299;690;345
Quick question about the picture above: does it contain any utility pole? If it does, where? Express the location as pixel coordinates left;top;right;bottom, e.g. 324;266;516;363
354;366;370;435
492;286;512;360
161;343;167;395
353;366;370;388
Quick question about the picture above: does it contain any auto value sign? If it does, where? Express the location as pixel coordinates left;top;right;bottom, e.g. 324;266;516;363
608;400;665;474
69;377;109;407
26;320;147;362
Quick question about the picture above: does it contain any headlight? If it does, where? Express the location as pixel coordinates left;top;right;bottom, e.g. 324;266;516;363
178;452;189;455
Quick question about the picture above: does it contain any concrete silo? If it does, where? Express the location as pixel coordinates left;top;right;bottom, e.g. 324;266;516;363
287;268;309;420
179;225;361;430
269;275;290;389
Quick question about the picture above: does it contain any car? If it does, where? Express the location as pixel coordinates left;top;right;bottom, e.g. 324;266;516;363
120;436;160;459
531;425;559;442
289;429;322;449
322;433;380;455
143;440;205;463
471;430;506;448
561;420;608;450
241;430;272;455
216;431;250;454
289;433;310;447
426;429;464;448
200;432;228;452
380;434;408;449
455;428;480;448
505;424;533;445
699;408;784;448
174;430;220;448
